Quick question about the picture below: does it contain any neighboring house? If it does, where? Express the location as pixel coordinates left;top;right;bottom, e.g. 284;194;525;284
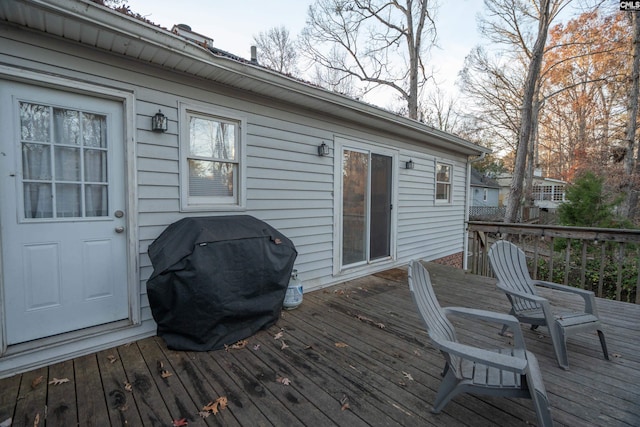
468;168;502;221
0;0;488;377
496;173;566;210
470;168;500;208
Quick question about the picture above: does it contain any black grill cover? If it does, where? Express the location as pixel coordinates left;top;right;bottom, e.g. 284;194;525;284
147;215;297;351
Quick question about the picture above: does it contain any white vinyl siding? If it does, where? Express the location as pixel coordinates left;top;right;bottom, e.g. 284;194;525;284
0;19;475;376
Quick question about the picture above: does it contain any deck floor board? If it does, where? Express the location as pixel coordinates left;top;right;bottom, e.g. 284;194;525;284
1;262;639;426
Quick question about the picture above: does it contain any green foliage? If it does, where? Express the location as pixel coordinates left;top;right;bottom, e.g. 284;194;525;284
558;172;621;228
531;243;638;303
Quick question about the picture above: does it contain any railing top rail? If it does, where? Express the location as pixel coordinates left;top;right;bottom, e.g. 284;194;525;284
467;221;640;243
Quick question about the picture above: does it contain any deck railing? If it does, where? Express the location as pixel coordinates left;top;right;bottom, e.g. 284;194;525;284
467;221;640;304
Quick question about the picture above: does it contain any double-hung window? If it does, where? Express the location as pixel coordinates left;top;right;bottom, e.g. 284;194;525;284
435;162;452;203
180;105;245;210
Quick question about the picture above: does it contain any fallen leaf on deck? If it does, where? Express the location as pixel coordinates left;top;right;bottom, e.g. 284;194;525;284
253;344;261;351
33;413;40;427
107;354;118;364
340;394;350;411
280;340;289;350
172;418;188;426
198;411;210;418
276;376;291;386
413;349;421;356
157;360;173;378
335;342;349;348
48;378;70;386
273;331;284;340
31;376;43;389
124;382;132;392
202;397;228;415
402;371;414;381
376;322;386;329
224;339;248;351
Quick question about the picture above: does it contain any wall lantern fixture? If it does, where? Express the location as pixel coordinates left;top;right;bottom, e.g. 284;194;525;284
152;110;168;132
318;141;330;156
405;159;415;169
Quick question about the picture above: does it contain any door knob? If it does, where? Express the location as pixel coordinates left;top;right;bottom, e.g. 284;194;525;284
115;226;125;233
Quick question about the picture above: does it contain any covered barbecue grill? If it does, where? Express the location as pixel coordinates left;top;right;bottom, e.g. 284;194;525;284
147;215;297;351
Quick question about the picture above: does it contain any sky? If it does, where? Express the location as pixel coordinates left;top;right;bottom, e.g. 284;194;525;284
123;0;486;98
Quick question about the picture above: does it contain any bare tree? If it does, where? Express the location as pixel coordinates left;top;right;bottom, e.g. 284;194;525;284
459;45;525;159
299;0;438;120
505;0;555;223
420;85;463;134
253;26;299;75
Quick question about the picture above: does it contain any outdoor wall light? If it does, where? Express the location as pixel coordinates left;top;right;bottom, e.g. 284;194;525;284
405;159;415;169
152;110;168;132
318;142;330;156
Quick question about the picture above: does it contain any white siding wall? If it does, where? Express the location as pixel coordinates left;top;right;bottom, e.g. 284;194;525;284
0;26;471;375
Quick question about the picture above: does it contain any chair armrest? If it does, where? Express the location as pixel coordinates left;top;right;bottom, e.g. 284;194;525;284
432;339;528;374
531;280;598;314
496;282;547;304
443;306;526;350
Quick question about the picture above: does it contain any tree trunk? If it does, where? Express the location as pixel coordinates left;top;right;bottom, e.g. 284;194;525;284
505;0;551;223
624;12;640;221
524;95;542;219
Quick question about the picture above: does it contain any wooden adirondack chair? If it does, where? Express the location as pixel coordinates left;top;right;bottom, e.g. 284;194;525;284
408;260;553;427
488;240;609;370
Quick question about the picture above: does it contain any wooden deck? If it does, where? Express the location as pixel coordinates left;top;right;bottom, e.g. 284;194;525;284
1;262;639;426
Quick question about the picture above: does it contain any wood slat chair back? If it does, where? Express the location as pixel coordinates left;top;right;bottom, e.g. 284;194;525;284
408;260;554;426
487;240;539;314
488;240;609;370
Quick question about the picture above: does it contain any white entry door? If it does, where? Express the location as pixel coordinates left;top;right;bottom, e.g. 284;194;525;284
0;81;129;346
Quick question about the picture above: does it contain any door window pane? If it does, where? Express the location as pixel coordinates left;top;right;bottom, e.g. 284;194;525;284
370;154;392;260
22;143;51;180
56;184;81;217
84;149;107;182
55;147;80;181
82;113;107;148
85;184;108;216
342;150;368;265
24;183;52;218
53;108;80;145
20;102;50;142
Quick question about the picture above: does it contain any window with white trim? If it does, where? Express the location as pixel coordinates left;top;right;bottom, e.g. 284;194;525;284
180;105;245;210
435;162;452;203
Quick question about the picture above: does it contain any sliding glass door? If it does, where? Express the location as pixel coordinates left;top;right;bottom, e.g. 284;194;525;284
342;148;393;267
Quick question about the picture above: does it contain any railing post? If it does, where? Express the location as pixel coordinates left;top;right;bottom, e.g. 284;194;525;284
616;243;624;301
564;240;571;286
548;237;555;282
580;240;588;290
598;244;606;298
